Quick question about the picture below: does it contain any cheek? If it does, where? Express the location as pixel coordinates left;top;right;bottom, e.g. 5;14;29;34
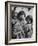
28;25;32;30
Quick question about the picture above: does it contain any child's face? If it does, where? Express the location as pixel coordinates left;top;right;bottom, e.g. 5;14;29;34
19;14;25;21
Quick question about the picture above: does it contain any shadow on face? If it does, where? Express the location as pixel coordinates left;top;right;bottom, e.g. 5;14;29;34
17;11;26;21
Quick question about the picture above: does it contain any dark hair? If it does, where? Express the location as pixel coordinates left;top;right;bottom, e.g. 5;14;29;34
17;11;26;21
26;15;33;24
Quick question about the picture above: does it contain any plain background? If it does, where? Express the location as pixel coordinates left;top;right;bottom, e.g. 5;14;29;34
0;0;38;46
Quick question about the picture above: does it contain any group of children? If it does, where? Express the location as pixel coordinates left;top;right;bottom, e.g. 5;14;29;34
11;10;33;39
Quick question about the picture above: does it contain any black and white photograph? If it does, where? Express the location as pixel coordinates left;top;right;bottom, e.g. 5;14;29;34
11;6;33;39
5;1;37;44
